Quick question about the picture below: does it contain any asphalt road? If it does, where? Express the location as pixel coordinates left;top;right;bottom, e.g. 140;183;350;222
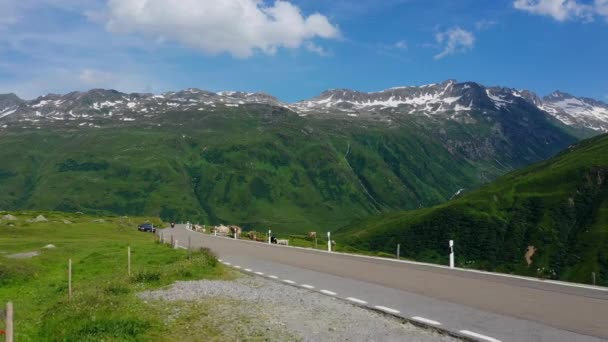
160;226;608;342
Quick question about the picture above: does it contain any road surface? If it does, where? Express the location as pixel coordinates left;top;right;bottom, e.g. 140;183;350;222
160;225;608;342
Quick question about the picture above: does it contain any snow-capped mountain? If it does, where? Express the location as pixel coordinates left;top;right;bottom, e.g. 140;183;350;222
539;91;608;132
0;81;606;133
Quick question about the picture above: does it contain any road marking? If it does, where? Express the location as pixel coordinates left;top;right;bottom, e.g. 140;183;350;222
300;284;315;289
374;306;400;314
218;259;222;262
283;279;296;284
320;290;337;296
234;265;241;269
196;229;607;292
269;275;278;279
244;268;252;272
179;246;187;250
224;262;231;265
411;316;441;325
459;330;502;342
346;297;368;305
254;272;265;275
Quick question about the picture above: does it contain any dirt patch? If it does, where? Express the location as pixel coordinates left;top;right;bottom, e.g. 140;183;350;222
7;251;40;259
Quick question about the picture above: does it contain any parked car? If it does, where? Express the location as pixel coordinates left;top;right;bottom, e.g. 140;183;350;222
138;223;156;233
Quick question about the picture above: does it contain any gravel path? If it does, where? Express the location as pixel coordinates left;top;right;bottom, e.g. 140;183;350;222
140;275;459;341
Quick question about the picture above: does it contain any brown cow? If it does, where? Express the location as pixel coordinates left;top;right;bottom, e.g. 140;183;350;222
308;232;317;240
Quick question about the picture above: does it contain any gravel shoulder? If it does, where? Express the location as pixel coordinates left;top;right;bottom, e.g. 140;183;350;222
140;274;460;341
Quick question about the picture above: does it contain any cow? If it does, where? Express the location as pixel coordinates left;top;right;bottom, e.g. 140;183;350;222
247;231;257;240
277;239;289;246
229;225;242;238
307;232;317;240
214;224;230;235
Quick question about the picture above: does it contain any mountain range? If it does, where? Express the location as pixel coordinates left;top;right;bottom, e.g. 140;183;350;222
1;80;607;133
0;80;606;233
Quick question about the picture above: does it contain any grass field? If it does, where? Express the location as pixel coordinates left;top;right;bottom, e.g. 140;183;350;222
0;211;239;341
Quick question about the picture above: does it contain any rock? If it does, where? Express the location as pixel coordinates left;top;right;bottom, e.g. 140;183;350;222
63;220;72;224
1;214;17;221
43;244;56;249
28;215;48;223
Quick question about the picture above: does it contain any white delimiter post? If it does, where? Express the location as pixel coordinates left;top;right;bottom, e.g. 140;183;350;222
268;230;272;244
327;232;331;252
449;240;455;268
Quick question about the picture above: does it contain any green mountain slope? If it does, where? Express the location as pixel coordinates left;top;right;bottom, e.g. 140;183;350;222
335;134;608;285
0;103;577;234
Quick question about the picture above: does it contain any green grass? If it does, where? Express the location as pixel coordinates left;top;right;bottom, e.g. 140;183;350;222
335;134;608;285
0;211;235;341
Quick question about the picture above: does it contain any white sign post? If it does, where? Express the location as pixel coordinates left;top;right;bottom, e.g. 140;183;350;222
268;230;272;244
327;232;331;252
449;240;454;268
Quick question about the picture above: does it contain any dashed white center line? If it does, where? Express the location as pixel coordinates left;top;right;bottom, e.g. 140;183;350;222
411;316;441;325
283;279;296;284
254;272;265;276
269;275;278;279
374;306;400;314
320;290;337;296
459;330;502;342
300;284;315;289
346;297;368;305
244;268;252;272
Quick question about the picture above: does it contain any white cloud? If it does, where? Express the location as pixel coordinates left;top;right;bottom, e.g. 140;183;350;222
475;19;498;31
101;0;340;58
394;40;408;49
434;27;475;60
513;0;608;22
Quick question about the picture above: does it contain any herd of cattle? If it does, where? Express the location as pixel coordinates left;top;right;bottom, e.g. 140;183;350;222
188;224;331;246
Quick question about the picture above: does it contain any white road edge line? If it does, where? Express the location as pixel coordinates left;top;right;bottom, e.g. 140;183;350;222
218;259;222;262
346;297;368;305
254;271;264;275
283;279;296;284
374;306;400;314
411;316;441;325
320;290;337;296
459;330;502;342
244;268;252;272
301;284;315;289
178;246;187;250
234;265;241;269
269;275;278;279
224;262;231;265
190;228;607;292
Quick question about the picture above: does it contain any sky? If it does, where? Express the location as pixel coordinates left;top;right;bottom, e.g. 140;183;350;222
0;0;607;102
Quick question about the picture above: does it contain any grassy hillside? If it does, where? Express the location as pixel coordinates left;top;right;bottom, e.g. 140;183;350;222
0;211;244;340
335;134;608;285
0;106;576;234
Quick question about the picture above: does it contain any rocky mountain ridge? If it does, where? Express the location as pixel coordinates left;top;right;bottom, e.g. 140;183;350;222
0;80;606;133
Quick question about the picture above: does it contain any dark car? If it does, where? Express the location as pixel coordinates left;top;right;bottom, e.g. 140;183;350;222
138;223;156;233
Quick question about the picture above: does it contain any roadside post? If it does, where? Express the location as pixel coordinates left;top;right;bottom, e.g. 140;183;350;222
6;302;13;342
128;246;131;276
268;230;271;244
449;240;454;268
397;244;400;260
327;232;331;252
68;259;72;302
188;236;192;260
174;240;178;249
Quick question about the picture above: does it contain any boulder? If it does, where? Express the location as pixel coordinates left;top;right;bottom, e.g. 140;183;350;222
1;214;17;221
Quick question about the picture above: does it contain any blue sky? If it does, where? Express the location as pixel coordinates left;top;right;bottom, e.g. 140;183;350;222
0;0;607;102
